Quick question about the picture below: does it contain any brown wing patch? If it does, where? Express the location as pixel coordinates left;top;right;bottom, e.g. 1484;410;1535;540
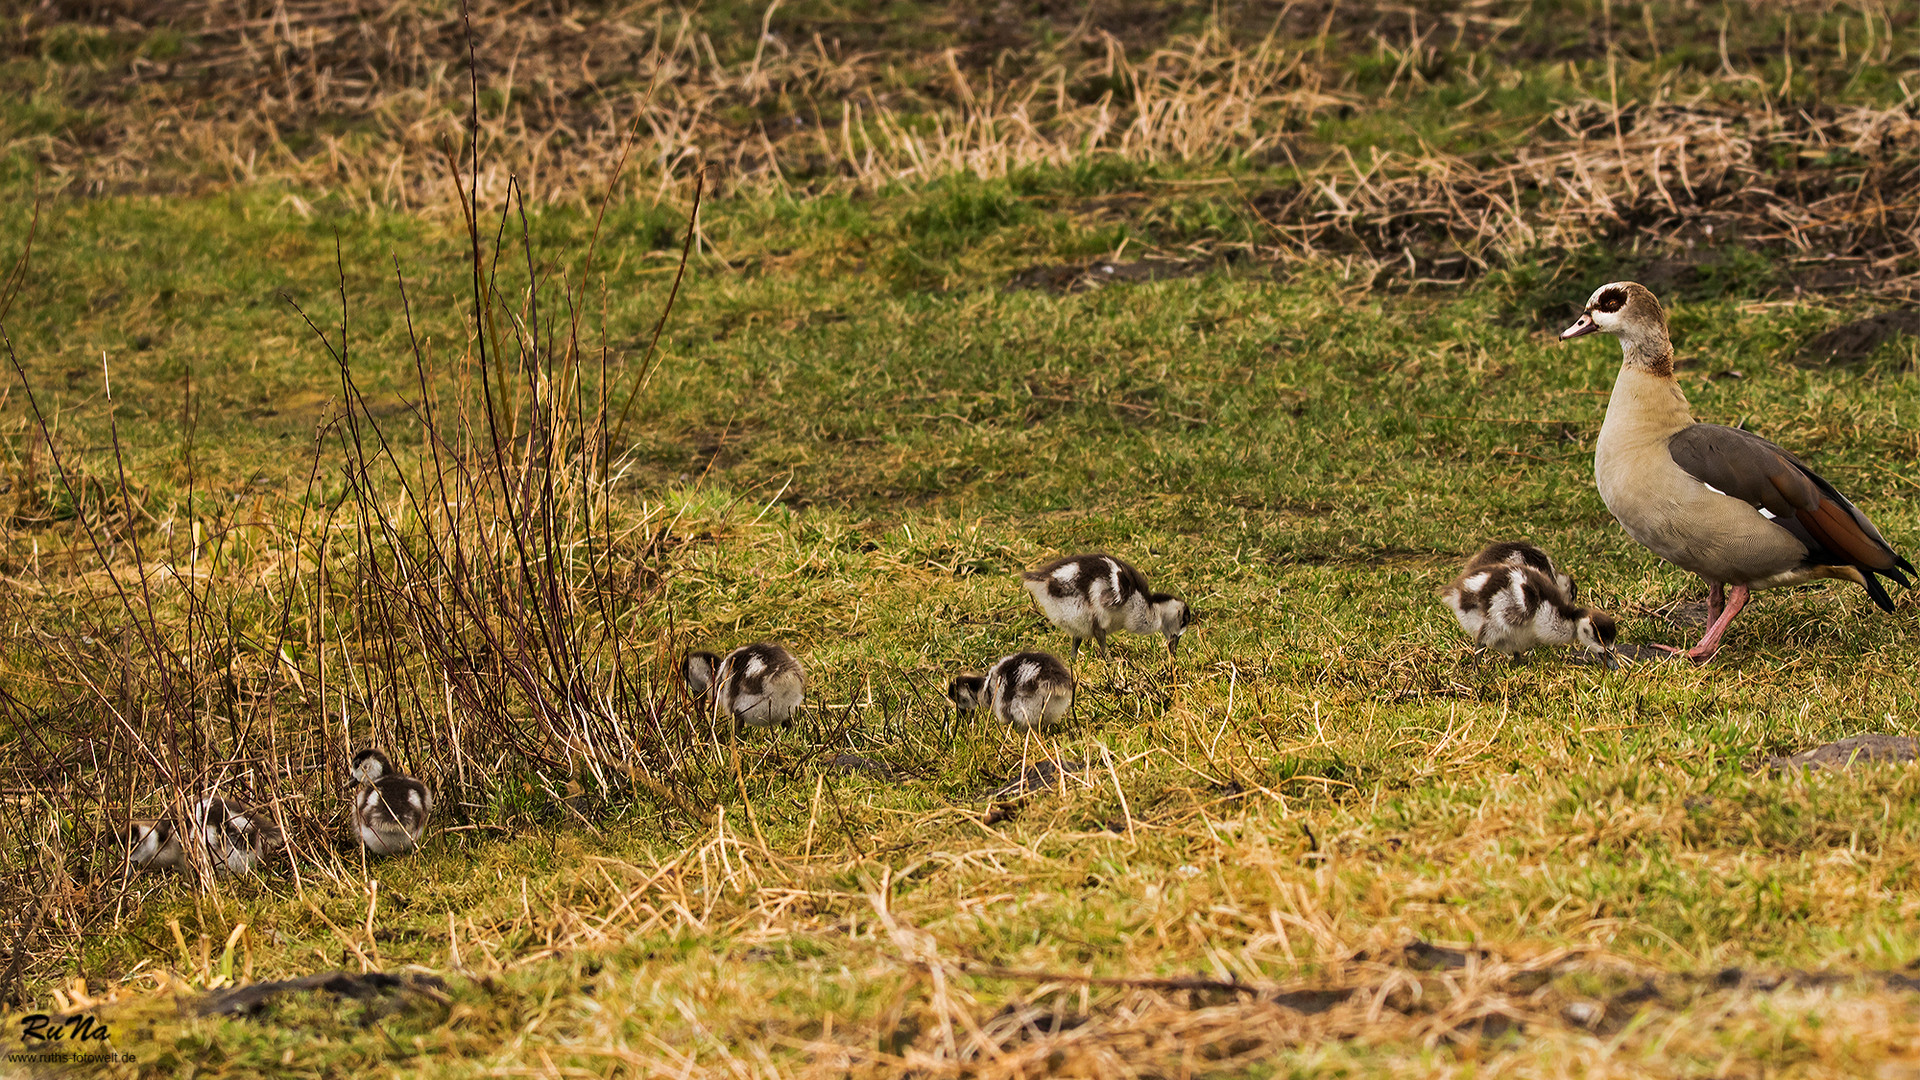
1762;459;1820;514
1805;498;1897;571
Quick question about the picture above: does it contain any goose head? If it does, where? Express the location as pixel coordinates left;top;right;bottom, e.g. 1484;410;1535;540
1560;281;1669;351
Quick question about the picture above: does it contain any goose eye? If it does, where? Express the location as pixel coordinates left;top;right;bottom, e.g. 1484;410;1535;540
1596;290;1626;313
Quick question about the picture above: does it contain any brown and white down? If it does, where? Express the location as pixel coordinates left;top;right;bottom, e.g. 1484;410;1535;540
1443;560;1618;665
1464;540;1579;603
122;819;186;872
681;642;806;730
350;748;433;855
1020;554;1192;662
191;795;282;874
1562;281;1913;660
948;651;1076;730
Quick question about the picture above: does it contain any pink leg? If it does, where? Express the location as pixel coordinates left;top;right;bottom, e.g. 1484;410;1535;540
1706;582;1725;625
1654;585;1749;662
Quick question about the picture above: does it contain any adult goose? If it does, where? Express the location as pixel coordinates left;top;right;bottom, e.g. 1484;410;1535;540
1562;281;1912;660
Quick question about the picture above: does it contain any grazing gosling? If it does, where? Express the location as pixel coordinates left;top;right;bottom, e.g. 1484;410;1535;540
1443;563;1618;666
1465;540;1578;603
349;749;433;856
122;819;185;872
681;643;806;731
1021;554;1192;662
191;795;282;874
948;651;1076;730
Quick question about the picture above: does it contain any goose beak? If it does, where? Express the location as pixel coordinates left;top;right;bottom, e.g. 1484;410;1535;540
1603;647;1619;671
1560;312;1599;340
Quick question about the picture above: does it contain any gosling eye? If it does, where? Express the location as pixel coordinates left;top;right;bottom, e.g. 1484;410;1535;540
1596;289;1626;314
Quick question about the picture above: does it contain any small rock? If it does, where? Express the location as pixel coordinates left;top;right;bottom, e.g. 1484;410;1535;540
1770;734;1919;774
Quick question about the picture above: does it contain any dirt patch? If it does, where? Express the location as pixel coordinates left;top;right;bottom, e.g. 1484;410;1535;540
1636;597;1713;627
1007;260;1200;295
1768;734;1920;774
982;758;1093;801
1793;309;1920;366
823;753;893;777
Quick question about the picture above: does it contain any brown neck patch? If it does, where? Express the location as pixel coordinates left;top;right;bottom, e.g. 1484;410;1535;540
1627;346;1674;379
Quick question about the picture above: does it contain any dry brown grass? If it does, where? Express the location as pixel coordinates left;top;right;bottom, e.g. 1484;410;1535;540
12;2;1920;291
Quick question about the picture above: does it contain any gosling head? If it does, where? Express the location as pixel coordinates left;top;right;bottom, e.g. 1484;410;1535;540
680;650;720;700
1560;281;1668;351
349;748;393;785
1150;594;1193;657
946;673;987;712
1575;610;1620;667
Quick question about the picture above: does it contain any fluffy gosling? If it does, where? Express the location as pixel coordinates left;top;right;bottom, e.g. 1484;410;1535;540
191;795;282;874
1443;562;1618;666
681;642;806;731
1020;554;1192;662
122;819;185;872
349;748;433;856
948;651;1076;730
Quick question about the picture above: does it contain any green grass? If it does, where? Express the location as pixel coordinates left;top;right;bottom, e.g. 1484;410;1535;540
6;179;1920;1076
5;2;1920;1077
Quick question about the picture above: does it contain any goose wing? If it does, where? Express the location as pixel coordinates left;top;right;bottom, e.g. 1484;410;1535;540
1668;424;1912;608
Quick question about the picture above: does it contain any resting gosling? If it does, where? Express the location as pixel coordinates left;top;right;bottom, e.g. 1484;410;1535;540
122;819;185;872
1444;564;1618;665
191;795;281;874
681;642;806;730
948;651;1076;730
1021;554;1192;662
1564;281;1913;660
1465;540;1578;603
349;749;433;856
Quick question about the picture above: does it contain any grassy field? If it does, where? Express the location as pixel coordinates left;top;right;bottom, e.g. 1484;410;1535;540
5;2;1920;1077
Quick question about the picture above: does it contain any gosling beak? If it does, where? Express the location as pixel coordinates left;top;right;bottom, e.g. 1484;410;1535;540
1167;635;1181;659
1560;312;1599;340
1603;647;1619;671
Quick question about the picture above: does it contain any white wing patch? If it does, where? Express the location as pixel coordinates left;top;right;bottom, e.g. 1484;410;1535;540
745;656;766;677
1702;482;1729;497
1757;507;1776;519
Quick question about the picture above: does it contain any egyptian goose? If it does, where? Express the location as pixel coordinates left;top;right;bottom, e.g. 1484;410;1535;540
948;651;1076;730
681;642;806;731
122;819;185;872
1464;540;1578;603
349;749;433;855
1021;554;1192;662
191;795;281;874
1563;281;1913;659
1443;562;1617;665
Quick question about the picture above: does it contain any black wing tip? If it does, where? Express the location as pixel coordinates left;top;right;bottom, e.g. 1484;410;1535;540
1861;571;1897;613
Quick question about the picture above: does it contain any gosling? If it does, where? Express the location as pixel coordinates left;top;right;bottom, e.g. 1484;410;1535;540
349;749;433;856
948;651;1076;730
681;642;806;731
1443;563;1618;666
122;819;185;872
1021;554;1192;662
191;795;281;874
